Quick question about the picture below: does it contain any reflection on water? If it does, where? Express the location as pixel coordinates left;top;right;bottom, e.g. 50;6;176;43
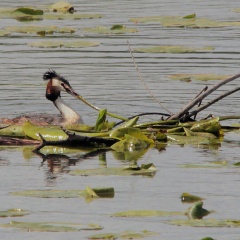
0;0;240;239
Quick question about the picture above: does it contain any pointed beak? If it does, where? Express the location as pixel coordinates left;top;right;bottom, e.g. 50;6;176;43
61;83;79;99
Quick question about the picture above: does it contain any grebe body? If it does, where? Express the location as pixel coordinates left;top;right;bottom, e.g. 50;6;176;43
0;70;82;126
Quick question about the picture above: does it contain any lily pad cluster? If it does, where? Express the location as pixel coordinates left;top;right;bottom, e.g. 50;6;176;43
130;13;240;28
0;1;102;21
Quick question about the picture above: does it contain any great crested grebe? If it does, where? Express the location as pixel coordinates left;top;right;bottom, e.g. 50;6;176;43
0;70;82;126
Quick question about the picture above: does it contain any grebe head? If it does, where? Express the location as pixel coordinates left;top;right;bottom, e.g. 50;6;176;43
43;70;79;101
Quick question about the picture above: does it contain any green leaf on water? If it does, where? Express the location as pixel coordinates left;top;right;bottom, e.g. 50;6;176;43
134;45;214;53
88;230;158;240
181;192;204;203
95;109;107;131
84;25;138;34
111;134;151;152
23;121;68;141
111;209;182;217
0;124;25;137
110;24;124;30
183;13;196;19
44;13;102;20
49;1;74;13
28;40;101;48
70;163;157;177
0;209;30;218
167;218;240;227
190;118;221;135
0;221;102;232
0;29;11;36
186;201;212;219
13;7;43;15
169;73;231;81
5;25;75;35
88;230;159;239
11;187;114;198
130;15;240;28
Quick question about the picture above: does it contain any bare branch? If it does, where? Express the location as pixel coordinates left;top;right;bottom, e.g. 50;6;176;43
127;41;172;115
169;73;240;120
189;86;240;118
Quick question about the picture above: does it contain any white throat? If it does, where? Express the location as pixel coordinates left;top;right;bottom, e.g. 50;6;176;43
54;97;81;125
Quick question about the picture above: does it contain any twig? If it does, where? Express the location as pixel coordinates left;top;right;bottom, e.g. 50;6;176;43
127;41;172;115
169;73;240;120
188;86;240;118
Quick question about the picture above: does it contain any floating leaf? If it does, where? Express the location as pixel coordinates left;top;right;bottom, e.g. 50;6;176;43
84;25;138;34
49;1;74;13
111;134;151;152
167;218;240;227
13;7;43;15
63;41;100;48
0;29;11;36
70;163;157;177
134;45;214;53
44;13;102;20
23;121;68;141
28;40;63;48
0;209;30;218
184;128;217;139
0;125;25;137
112;209;182;217
190;118;221;134
186;201;212;219
181;192;204;203
95;109;107;131
169;74;231;81
28;40;100;48
110;24;124;30
0;221;102;232
89;230;158;239
11;187;114;198
130;15;240;28
183;13;196;19
5;25;75;35
167;134;216;145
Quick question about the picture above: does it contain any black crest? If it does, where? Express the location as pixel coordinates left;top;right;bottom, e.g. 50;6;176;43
43;70;71;86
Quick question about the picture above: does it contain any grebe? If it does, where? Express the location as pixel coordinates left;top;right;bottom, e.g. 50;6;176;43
0;70;82;126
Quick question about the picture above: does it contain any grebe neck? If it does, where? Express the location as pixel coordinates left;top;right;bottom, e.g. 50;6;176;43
53;96;81;125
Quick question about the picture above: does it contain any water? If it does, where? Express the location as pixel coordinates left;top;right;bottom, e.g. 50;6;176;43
0;0;240;239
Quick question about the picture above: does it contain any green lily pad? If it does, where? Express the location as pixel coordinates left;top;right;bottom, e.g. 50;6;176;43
167;218;240;227
44;13;102;20
28;40;101;48
181;192;204;203
11;187;114;198
13;7;43;15
5;25;75;35
0;29;11;36
186;201;212;219
49;1;74;13
111;209;182;217
130;14;240;28
167;134;217;145
0;124;25;137
0;221;102;232
0;209;30;218
84;25;138;34
169;74;231;81
23;121;68;141
190;118;221;134
88;230;159;239
134;45;214;53
70;163;157;177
